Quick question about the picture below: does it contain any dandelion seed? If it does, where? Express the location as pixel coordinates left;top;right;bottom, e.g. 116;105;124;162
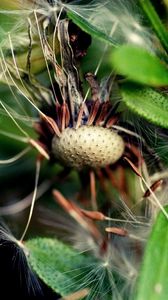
125;156;168;219
143;179;163;198
0;224;42;297
59;288;89;300
105;227;128;236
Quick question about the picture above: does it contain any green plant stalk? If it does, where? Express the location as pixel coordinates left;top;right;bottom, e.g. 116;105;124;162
139;0;168;53
135;206;168;300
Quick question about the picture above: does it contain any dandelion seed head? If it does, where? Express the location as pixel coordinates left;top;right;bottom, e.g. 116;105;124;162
52;126;125;168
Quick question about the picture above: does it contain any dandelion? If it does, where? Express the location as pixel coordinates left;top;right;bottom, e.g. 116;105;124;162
0;1;168;299
0;1;149;216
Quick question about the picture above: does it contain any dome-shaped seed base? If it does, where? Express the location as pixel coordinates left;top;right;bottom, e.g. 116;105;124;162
52;126;125;168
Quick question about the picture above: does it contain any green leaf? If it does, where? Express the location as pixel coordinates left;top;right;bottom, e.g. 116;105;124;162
121;83;168;128
26;238;93;297
135;206;168;300
111;45;168;86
